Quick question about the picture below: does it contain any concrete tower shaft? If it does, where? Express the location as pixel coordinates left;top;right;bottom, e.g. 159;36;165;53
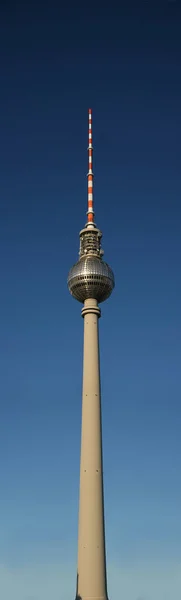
77;298;108;600
67;109;114;600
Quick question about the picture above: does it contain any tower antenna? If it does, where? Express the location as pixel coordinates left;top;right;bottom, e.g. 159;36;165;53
87;108;94;226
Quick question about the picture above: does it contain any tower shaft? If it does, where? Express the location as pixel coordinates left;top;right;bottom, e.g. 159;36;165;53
76;298;108;600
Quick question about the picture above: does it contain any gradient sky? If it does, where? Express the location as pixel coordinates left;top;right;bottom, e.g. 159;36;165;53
0;2;181;599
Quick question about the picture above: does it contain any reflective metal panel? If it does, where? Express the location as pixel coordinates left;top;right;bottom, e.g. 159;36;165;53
67;256;115;303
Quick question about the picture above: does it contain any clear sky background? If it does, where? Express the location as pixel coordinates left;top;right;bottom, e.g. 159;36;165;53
0;1;181;599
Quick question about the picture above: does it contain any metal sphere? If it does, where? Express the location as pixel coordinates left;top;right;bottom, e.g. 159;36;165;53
67;256;115;303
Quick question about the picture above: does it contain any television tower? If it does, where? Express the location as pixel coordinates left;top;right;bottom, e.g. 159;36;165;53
68;109;115;600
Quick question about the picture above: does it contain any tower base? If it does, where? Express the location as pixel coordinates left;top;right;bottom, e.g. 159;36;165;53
75;596;109;600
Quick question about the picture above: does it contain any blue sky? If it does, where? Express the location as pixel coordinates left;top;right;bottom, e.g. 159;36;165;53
0;1;181;599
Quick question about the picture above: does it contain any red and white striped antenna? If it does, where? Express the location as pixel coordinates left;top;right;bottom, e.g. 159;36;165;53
87;108;94;227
